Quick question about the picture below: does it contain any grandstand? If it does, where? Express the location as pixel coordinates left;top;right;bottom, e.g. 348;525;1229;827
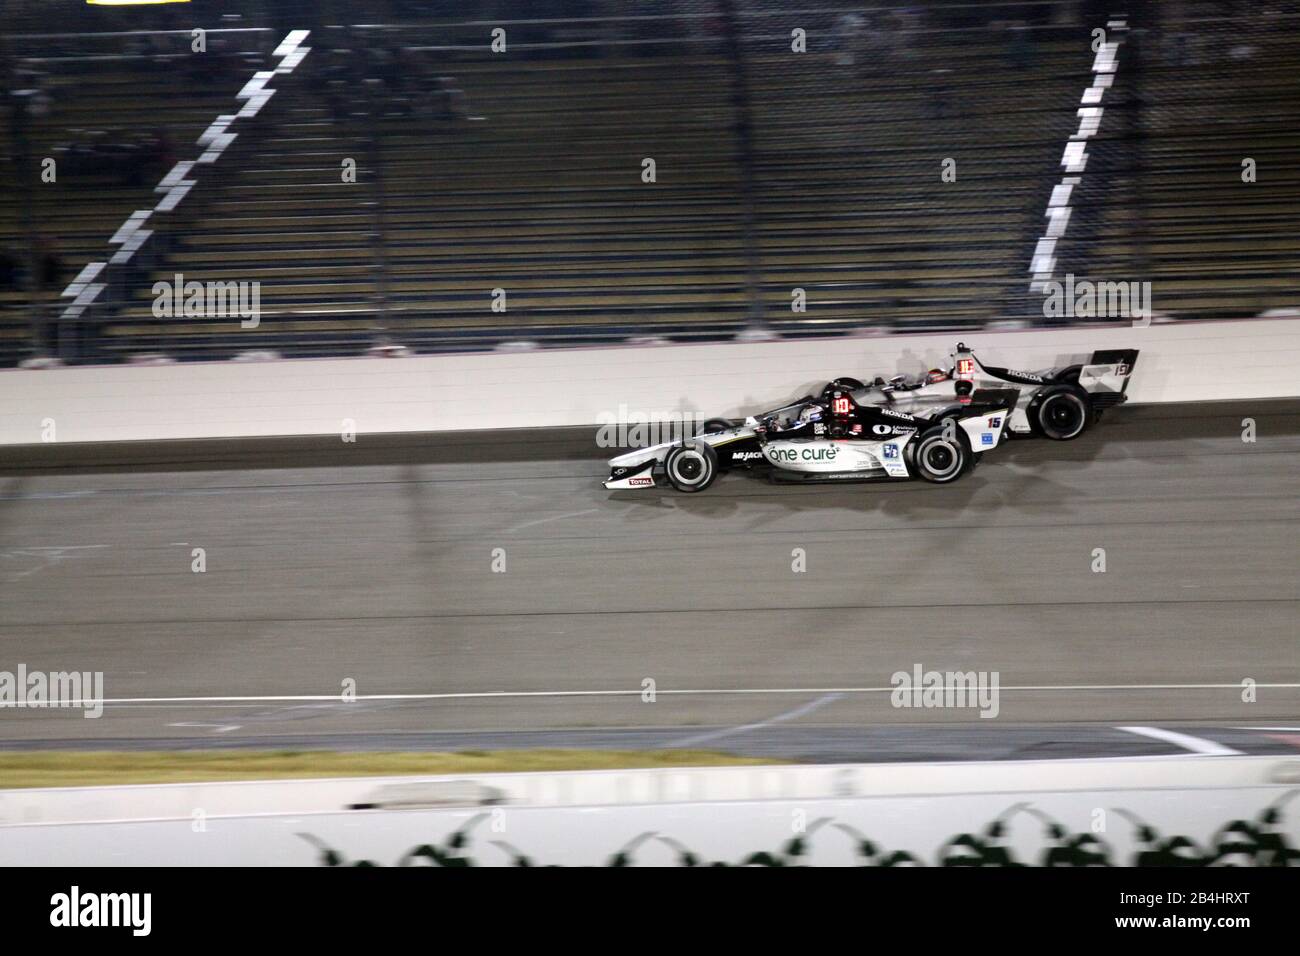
2;0;1298;365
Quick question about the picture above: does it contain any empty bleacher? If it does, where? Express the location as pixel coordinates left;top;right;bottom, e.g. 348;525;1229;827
0;27;269;360
4;1;1299;365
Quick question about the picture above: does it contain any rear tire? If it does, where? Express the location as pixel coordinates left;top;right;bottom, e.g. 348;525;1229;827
1032;386;1091;440
912;426;969;483
664;443;719;493
935;415;981;474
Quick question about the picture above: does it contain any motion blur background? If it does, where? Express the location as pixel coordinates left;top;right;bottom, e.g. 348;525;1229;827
3;0;1298;364
1;1;1298;868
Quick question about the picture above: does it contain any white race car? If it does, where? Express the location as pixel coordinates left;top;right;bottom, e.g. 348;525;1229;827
853;342;1139;441
604;384;1020;493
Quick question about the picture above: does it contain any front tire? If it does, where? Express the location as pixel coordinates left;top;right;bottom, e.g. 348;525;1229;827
701;418;732;434
1032;386;1091;440
664;443;719;493
912;426;969;483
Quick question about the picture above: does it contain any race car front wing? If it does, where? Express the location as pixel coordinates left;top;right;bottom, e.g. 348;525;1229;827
603;459;657;490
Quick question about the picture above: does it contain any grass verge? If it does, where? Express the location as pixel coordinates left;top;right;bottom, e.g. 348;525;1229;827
0;749;772;788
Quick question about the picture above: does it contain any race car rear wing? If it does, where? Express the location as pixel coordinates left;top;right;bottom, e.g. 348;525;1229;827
1079;348;1139;406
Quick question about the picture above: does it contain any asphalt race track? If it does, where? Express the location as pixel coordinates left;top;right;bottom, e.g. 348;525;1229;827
1;400;1297;762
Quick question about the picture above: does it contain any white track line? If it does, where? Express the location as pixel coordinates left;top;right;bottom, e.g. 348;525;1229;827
18;682;1300;708
503;509;598;533
1117;725;1243;756
666;693;844;748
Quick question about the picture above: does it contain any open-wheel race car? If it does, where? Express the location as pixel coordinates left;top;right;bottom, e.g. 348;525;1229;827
603;382;1020;493
853;342;1139;441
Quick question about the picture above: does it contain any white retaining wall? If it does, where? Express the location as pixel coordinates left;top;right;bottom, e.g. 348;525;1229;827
4;756;1297;866
1;319;1297;446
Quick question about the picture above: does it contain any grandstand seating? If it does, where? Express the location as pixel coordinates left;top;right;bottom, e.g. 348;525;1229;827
0;37;257;360
3;5;1299;365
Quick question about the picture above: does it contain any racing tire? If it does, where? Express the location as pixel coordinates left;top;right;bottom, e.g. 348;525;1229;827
828;377;866;392
935;415;981;474
664;442;719;493
1032;385;1091;441
912;426;969;484
701;417;732;434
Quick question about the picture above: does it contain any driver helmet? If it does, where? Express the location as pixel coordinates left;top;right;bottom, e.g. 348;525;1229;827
797;404;823;424
926;368;950;384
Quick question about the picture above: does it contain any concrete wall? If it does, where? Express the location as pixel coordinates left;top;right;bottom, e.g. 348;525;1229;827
2;319;1297;445
4;757;1297;866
